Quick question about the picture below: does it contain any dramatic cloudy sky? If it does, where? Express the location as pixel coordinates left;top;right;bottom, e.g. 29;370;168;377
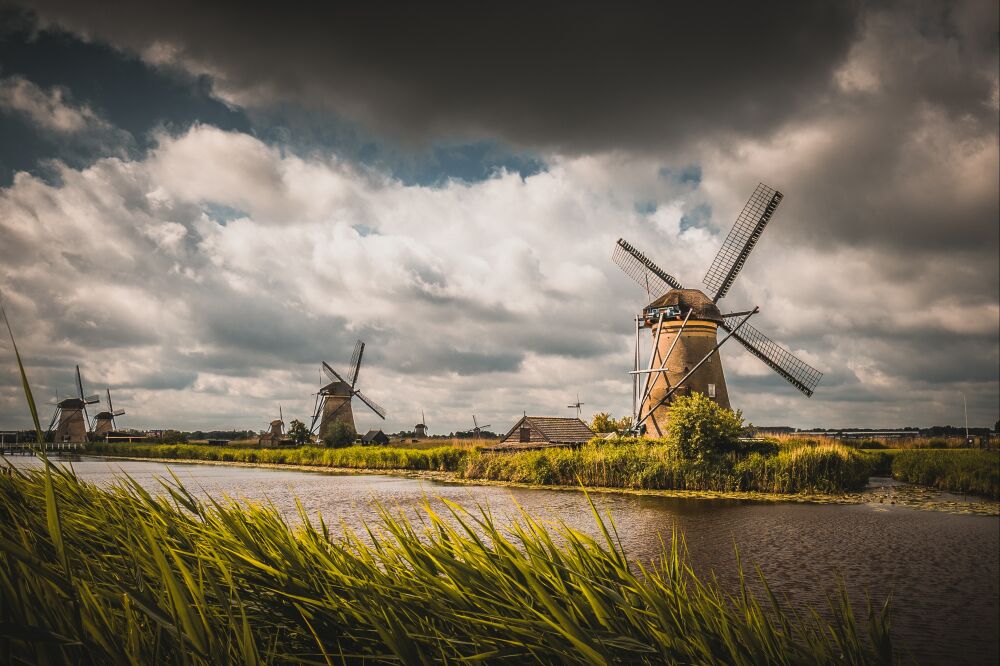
0;1;997;433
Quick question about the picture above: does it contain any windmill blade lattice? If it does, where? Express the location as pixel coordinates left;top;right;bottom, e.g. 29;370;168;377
720;316;822;397
322;361;348;385
348;340;365;387
703;184;783;303
613;238;684;301
353;388;386;419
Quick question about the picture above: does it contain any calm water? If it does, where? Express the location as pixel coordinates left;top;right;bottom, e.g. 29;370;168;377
8;456;999;665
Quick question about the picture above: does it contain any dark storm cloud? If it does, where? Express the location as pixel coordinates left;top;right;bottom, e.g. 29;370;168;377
20;0;862;152
0;6;250;184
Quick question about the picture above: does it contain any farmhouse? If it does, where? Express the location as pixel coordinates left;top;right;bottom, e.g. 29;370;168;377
362;429;390;446
487;416;595;451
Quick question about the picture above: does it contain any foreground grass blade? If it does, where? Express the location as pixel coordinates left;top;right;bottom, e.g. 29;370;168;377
0;466;894;665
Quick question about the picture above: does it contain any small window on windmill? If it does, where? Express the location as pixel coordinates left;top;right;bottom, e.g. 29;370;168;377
708;384;716;398
519;426;531;443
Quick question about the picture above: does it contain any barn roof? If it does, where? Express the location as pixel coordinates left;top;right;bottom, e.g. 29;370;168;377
646;288;723;323
362;429;388;443
488;416;595;451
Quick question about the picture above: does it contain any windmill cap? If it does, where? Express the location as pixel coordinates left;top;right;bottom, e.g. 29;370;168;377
320;380;353;395
57;398;86;408
645;288;724;323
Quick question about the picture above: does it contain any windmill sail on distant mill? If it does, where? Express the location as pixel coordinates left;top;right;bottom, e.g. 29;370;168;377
613;183;822;436
309;340;386;440
92;388;125;438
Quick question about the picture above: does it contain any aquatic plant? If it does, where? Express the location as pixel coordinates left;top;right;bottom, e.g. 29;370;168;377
461;440;874;493
891;449;1000;498
0;462;893;664
89;438;876;494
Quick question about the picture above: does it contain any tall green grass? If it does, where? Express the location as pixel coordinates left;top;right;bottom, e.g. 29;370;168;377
90;439;876;494
891;449;1000;498
88;441;467;471
0;462;893;664
461;441;874;494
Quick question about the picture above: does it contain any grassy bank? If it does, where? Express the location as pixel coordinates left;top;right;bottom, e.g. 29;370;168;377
0;462;892;664
462;440;874;494
890;449;1000;498
88;441;468;471
89;439;876;494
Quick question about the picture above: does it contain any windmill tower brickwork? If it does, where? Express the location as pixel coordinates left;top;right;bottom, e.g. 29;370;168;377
49;366;100;443
53;398;90;443
614;184;823;435
318;381;357;439
640;290;731;435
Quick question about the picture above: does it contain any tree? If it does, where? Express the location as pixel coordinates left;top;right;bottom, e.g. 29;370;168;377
287;419;310;445
322;422;355;448
590;412;615;433
591;413;634;434
664;392;746;461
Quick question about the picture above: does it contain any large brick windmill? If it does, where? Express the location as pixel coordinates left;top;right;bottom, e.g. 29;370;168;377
613;183;822;436
309;340;386;440
47;365;100;443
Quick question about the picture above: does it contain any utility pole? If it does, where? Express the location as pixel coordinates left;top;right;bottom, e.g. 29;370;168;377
962;392;970;443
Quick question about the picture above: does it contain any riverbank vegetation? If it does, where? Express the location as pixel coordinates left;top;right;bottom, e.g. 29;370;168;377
0;462;893;664
890;449;999;498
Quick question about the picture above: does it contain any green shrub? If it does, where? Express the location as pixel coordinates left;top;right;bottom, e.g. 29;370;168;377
664;392;746;461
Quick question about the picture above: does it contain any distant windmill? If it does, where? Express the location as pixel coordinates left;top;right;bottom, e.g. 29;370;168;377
92;388;125;438
470;414;490;438
613;183;822;436
47;365;100;443
259;405;286;447
309;340;385;440
415;410;428;438
567;394;585;419
270;405;286;438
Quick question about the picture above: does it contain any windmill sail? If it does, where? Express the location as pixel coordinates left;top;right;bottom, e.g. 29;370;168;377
354;389;386;419
703;184;783;303
613;238;684;301
322;361;348;385
720;316;822;397
348;340;365;387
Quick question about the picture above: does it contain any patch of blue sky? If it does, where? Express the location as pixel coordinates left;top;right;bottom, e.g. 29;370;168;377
394;141;546;187
202;203;249;226
634;201;657;215
680;204;712;231
658;164;702;187
352;224;378;237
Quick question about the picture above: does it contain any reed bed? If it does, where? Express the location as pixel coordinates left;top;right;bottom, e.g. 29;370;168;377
88;441;467;472
0;461;893;664
890;449;1000;498
461;441;874;494
89;440;876;494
